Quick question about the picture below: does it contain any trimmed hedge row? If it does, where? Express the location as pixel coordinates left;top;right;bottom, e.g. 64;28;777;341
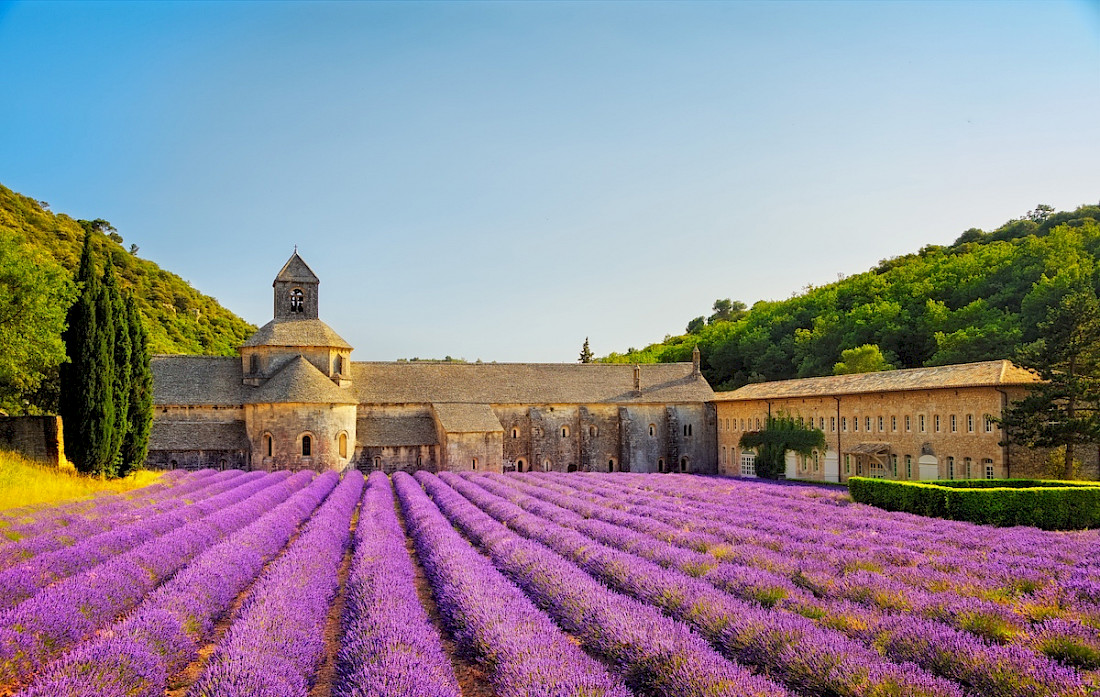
933;479;1098;489
847;477;1100;530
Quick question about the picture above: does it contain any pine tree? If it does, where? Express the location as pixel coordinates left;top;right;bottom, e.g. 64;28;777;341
88;240;116;476
579;337;594;364
120;295;153;475
103;259;130;476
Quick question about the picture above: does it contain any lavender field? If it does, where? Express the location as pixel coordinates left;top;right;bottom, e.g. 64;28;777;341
0;469;1098;697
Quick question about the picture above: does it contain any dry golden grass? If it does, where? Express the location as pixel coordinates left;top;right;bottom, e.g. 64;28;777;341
0;449;162;513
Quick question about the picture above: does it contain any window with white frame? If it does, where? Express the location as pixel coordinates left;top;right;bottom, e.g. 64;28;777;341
740;453;756;477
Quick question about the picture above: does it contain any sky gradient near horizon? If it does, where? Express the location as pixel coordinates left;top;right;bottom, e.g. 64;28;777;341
1;1;1098;362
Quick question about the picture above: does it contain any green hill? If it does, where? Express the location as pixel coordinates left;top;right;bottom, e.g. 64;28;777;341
0;183;255;412
602;203;1100;390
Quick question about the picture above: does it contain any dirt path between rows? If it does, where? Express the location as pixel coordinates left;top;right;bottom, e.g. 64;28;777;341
308;507;360;697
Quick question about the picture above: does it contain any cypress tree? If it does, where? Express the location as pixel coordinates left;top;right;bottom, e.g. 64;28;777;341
59;231;99;473
120;295;152;475
103;259;130;476
88;243;116;476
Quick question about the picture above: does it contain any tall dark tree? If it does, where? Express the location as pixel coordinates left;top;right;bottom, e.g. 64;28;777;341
579;337;593;364
59;230;112;474
103;259;131;476
1000;285;1100;479
120;295;153;475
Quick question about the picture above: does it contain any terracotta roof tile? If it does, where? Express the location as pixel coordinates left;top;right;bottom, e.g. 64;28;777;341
713;360;1040;401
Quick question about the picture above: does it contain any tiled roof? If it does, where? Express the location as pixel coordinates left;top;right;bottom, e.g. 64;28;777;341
713;360;1040;402
152;356;244;405
241;319;353;349
153;357;714;406
432;403;503;433
274;252;319;284
357;415;437;446
350;362;714;404
148;420;250;451
245;356;359;405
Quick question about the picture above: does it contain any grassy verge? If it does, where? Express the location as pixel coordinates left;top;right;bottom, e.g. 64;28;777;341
0;449;162;513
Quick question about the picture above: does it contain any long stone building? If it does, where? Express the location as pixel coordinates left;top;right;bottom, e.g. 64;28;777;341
713;361;1098;482
148;253;717;474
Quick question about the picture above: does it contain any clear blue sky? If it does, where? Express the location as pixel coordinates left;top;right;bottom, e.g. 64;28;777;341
1;1;1098;361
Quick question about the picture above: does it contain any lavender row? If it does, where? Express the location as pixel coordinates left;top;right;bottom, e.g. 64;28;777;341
447;473;965;697
394;472;631;697
0;468;196;527
0;469;307;690
531;472;1092;630
494;474;1093;695
0;471;270;607
17;471;342;697
0;469;222;542
187;470;364;697
0;470;248;570
333;471;460;697
418;471;788;697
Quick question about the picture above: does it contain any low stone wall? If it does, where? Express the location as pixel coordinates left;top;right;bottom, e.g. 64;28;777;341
0;415;65;467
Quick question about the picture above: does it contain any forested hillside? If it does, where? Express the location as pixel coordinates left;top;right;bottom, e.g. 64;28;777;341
602;203;1100;390
0;183;255;412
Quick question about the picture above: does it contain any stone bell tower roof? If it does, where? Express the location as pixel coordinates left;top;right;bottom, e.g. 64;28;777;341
274;251;319;285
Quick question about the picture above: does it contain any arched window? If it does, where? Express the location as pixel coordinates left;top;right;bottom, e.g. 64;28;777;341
589;425;598;437
416;455;423;467
335;355;343;375
219;458;227;469
657;458;665;473
169;459;177;468
373;456;382;470
567;464;577;472
264;433;273;457
472;458;478;470
511;427;519;439
648;424;656;437
543;458;551;472
516;458;526;472
561;426;570;438
680;456;689;473
249;354;259;374
301;435;312;457
338;432;348;459
607;459;616;472
683;424;693;437
290;288;304;313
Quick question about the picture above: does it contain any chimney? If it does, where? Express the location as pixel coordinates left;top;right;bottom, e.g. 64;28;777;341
692;345;701;379
633;365;642;395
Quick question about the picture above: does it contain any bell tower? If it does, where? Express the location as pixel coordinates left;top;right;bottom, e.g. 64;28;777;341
273;250;319;320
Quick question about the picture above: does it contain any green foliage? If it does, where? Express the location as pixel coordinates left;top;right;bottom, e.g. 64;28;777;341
120;296;153;477
739;413;826;480
833;344;894;375
0;183;255;359
1000;283;1100;478
578;337;593;364
599;204;1100;391
848;477;1100;530
0;229;74;413
102;258;131;475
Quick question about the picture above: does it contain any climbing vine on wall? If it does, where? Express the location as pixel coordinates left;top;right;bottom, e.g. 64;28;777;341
739;413;826;479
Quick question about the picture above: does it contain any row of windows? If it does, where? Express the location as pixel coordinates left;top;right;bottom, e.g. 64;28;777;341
262;431;349;459
510;423;695;439
720;413;997;435
843;453;996;480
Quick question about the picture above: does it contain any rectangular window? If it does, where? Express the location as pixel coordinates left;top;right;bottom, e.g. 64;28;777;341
740;453;756;477
951;414;957;432
878;416;884;432
965;457;972;479
905;415;911;432
819;417;825;430
934;415;940;432
891;454;898;478
842;416;848;432
967;414;974;433
891;416;897;432
857;459;862;475
905;455;912;479
845;454;850;474
853;416;858;432
866;416;872;432
985;461;994;479
985;416;994;433
919;415;926;433
830;416;836;432
947;456;954;480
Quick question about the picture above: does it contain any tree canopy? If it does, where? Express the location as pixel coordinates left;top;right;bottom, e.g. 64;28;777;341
600;203;1100;391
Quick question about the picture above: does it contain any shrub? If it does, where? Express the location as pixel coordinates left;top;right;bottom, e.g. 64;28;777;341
847;478;1100;530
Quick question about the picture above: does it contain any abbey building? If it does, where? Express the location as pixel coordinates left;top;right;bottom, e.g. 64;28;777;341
148;253;718;474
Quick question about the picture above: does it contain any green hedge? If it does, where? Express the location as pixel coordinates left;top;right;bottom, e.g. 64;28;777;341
847;477;1100;530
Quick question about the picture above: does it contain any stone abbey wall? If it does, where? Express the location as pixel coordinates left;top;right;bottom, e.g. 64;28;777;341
0;415;64;467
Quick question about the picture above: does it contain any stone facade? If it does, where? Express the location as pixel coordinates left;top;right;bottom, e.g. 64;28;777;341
148;252;718;475
714;362;1049;482
0;415;65;467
